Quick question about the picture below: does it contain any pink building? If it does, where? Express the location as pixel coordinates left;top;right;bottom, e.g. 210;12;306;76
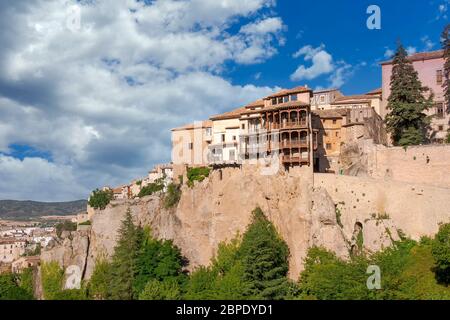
381;50;448;143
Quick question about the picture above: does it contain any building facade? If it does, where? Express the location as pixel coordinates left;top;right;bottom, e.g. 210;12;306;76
0;239;26;263
310;88;344;110
381;50;449;143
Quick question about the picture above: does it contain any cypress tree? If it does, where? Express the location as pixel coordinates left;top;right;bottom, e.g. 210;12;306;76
109;209;142;300
239;207;289;299
442;24;450;132
385;42;433;146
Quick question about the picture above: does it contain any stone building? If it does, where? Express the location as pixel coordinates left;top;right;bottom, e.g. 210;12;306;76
0;238;26;264
310;88;344;110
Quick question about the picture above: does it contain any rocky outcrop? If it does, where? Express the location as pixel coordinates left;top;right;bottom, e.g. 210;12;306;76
41;164;448;283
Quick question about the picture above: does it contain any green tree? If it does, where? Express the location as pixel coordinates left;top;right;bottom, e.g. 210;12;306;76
385;42;433;146
164;183;182;208
89;188;113;209
0;273;34;300
238;207;290;299
431;223;450;285
133;227;185;297
41;261;64;300
88;257;112;299
55;220;77;238
442;24;450;115
109;209;142;300
184;266;217;300
139;279;181;300
138;181;164;198
19;268;34;298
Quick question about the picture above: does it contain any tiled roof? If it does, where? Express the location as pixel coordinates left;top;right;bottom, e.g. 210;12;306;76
331;95;376;104
366;88;382;95
265;86;312;99
244;99;265;108
209;106;247;120
380;49;444;65
171;120;212;131
312;88;338;94
312;109;346;118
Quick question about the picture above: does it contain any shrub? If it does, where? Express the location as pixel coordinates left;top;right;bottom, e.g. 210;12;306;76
432;223;450;285
164;183;181;209
0;273;34;300
139;279;181;300
41;261;64;300
186;167;210;187
138;182;164;198
88;257;112;300
78;220;91;226
55;221;77;238
89;189;113;209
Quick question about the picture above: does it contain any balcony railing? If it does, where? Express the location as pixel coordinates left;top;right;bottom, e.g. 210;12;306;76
280;140;308;148
281;120;308;129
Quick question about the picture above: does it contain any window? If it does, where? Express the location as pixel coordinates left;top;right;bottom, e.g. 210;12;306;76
335;132;339;137
326;143;332;150
229;149;236;160
241;124;245;129
437;70;443;85
332;119;337;124
438;125;444;131
188;142;193;150
232;135;236;141
221;134;225;142
277;97;283;104
271;98;277;105
205;128;212;136
283;96;289;103
320;95;325;103
436;103;444;119
290;94;298;101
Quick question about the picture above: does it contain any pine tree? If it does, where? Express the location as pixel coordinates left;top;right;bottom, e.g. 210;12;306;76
239;207;289;299
109;209;142;300
443;24;450;115
385;42;433;146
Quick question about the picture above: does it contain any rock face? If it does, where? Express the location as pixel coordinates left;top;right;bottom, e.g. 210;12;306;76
40;165;449;282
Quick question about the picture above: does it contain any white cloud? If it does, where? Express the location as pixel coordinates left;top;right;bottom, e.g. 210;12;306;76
384;48;395;59
0;0;282;201
406;46;417;55
290;44;334;81
421;36;435;51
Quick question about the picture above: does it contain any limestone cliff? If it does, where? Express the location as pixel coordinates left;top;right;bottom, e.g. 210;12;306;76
40;165;439;282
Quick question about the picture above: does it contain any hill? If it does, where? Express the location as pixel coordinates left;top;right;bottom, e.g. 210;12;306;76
0;200;87;219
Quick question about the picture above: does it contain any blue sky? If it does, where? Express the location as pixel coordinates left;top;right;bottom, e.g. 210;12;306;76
0;0;448;201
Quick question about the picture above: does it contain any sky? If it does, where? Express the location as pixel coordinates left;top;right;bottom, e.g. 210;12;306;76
0;0;448;202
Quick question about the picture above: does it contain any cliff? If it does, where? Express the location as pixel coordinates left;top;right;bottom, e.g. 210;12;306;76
40;164;450;284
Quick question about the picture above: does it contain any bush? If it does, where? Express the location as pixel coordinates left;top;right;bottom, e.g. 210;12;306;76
41;262;64;300
432;223;450;285
139;279;181;300
56;221;77;238
88;189;113;209
78;220;92;226
186;167;210;187
164;183;181;209
138;182;164;198
0;273;34;300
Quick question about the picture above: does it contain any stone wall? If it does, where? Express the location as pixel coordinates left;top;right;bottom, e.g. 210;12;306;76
314;173;450;245
366;144;450;188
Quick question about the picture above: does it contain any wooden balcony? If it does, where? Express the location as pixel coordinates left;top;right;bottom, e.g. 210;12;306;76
281;120;308;129
280;140;308;148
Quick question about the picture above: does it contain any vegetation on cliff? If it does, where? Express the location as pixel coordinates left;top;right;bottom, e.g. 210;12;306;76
88;188;113;209
0;272;34;300
186;167;211;187
138;179;164;198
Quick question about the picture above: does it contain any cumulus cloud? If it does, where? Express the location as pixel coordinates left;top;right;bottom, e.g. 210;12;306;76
290;44;355;88
290;44;334;81
0;0;283;201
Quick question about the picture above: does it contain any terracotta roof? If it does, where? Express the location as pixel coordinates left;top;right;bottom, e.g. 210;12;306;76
112;187;122;194
265;86;312;99
366;88;382;95
380;49;444;65
209;106;247;120
312;88;338;94
331;95;376;105
172;120;212;131
244;99;265;109
312;109;346;118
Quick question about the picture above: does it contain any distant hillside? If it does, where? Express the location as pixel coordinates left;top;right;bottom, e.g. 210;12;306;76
0;200;87;219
